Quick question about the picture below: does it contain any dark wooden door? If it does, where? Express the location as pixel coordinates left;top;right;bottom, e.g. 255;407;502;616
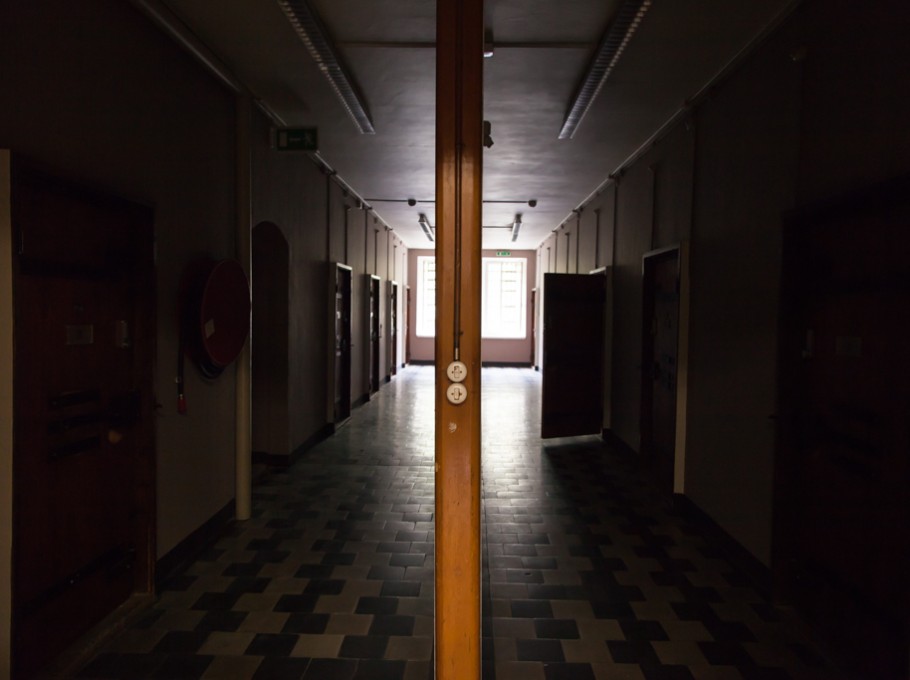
541;273;605;438
12;166;155;676
334;264;352;423
776;181;910;679
640;248;680;492
389;281;398;377
369;275;381;394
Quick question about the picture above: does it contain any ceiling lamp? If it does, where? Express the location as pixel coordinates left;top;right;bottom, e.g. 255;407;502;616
511;215;522;242
276;0;375;134
418;214;434;242
558;0;651;140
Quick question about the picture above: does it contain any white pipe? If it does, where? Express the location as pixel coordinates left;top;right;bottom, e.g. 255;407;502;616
235;97;253;521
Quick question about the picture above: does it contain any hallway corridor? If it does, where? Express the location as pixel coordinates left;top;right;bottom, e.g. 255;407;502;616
77;367;839;680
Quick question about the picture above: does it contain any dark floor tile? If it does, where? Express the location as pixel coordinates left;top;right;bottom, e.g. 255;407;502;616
76;653;165;678
227;576;271;594
356;596;399;615
223;562;264;577
295;564;335;579
191;592;241;611
160;574;197;592
511;600;553;618
698;641;755;666
590;601;635;620
321;552;357;566
245;633;299;657
640;665;696;680
507;569;545;584
389;553;426;568
543;663;596;680
607;640;661;665
516;638;565;662
620;619;669;642
703;619;757;643
380;581;421;597
253;656;312;680
533;619;580;639
367;565;407;580
304;578;346;595
369;614;415;636
351;659;407;679
377;542;412;553
146;654;213;679
283;613;330;634
152;631;210;654
521;556;558;569
339;635;390;659
195;610;248;633
302;658;358;679
274;594;320;613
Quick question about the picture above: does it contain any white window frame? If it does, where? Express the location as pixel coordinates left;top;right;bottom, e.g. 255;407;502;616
481;257;527;339
415;255;436;337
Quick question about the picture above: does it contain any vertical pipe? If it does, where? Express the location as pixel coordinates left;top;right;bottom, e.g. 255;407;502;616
575;211;581;273
435;0;483;676
0;150;14;677
594;208;601;269
235;96;252;521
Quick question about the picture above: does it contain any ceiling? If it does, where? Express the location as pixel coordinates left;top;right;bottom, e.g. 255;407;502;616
160;0;794;249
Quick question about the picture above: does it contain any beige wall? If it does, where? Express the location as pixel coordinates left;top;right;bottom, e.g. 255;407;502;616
0;150;13;677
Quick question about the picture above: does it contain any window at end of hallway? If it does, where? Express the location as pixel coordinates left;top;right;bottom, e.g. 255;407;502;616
416;255;436;337
482;257;526;339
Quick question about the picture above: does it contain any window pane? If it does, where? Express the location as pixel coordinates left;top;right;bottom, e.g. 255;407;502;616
481;258;526;339
416;256;436;337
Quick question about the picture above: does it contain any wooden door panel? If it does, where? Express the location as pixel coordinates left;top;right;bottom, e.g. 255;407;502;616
541;273;605;438
12;166;154;677
777;182;910;679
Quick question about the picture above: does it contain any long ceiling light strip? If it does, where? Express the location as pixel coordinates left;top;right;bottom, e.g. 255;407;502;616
418;214;434;242
558;0;651;140
275;0;375;134
511;215;522;242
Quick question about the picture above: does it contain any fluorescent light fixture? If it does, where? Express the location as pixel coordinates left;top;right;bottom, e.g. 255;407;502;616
418;214;434;242
511;215;522;242
558;0;651;140
276;0;375;134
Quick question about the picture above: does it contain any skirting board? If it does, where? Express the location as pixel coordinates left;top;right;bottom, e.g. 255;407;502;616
673;493;772;599
156;500;235;590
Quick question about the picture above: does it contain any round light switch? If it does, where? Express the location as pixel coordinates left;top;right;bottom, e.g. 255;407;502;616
446;360;468;383
446;382;468;405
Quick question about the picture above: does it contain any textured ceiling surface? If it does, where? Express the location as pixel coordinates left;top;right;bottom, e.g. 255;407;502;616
164;0;794;249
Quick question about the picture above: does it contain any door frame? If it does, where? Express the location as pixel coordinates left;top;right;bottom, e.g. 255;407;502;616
366;274;381;396
387;280;399;378
327;263;353;428
639;242;690;495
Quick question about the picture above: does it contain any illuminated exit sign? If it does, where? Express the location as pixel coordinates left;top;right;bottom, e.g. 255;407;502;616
495;250;511;257
276;128;318;151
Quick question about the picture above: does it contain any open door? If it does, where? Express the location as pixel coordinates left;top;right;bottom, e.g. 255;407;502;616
367;274;381;395
329;263;352;426
388;281;398;377
640;247;680;493
541;272;605;438
776;179;910;679
11;163;155;676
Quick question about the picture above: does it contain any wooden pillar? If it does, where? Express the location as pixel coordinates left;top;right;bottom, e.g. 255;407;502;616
435;0;482;676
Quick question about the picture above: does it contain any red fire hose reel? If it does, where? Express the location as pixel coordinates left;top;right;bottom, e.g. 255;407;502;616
177;258;250;413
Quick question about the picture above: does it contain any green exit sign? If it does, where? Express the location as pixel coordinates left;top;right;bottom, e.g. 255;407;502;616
495;250;511;257
276;128;318;151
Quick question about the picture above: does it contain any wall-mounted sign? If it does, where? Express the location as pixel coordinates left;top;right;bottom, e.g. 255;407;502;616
276;128;318;151
495;250;511;257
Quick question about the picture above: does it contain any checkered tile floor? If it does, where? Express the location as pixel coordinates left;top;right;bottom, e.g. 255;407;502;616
76;366;842;679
